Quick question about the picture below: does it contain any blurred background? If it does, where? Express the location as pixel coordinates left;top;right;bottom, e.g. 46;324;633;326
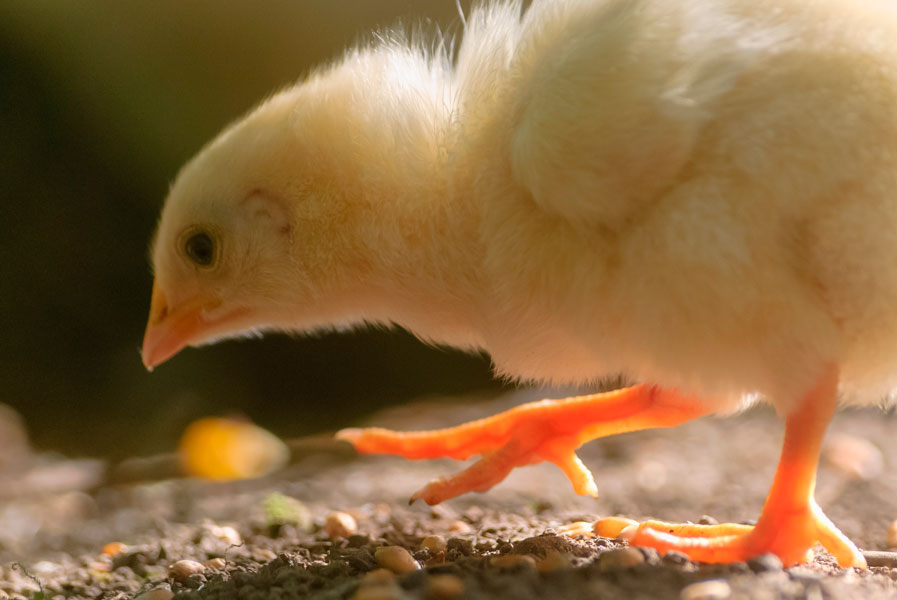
0;0;509;461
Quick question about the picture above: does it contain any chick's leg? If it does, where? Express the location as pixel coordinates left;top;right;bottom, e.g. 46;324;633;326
337;385;708;504
625;364;866;568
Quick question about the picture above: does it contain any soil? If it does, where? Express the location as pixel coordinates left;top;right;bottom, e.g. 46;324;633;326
1;389;897;600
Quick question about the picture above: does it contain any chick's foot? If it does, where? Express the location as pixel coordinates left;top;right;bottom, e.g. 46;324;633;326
610;364;865;568
622;498;864;567
337;385;708;504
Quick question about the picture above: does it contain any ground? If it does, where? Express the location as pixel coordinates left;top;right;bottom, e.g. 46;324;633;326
1;389;896;599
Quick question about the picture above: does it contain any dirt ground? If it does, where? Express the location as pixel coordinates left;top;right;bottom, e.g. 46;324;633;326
1;389;897;600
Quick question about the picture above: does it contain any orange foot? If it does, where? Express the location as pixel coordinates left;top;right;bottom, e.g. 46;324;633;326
571;365;866;568
621;498;864;567
337;385;707;504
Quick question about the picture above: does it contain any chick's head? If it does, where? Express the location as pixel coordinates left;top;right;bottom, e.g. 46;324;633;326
142;92;372;369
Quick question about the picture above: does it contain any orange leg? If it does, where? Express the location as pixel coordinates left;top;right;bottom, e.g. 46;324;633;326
337;385;708;504
624;364;865;568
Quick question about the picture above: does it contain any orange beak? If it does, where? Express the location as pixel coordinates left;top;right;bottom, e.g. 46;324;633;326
142;281;253;370
141;282;214;370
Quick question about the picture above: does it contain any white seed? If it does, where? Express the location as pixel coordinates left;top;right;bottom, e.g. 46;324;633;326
133;589;175;600
167;559;205;582
823;433;883;480
887;520;897;549
448;520;472;533
325;511;358;538
206;523;242;546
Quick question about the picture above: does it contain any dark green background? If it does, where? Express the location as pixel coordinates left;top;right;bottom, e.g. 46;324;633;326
0;1;509;459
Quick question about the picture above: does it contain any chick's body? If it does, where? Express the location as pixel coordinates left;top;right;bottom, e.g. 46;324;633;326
144;0;897;568
456;0;897;410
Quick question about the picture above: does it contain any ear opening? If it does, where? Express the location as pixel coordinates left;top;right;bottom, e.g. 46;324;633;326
241;189;292;237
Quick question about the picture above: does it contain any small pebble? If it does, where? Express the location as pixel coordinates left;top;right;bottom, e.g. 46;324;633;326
133;590;174;600
204;558;227;570
362;568;396;585
421;535;447;555
823;433;883;480
255;548;277;561
490;554;537;569
593;516;638;538
446;538;474;556
887;520;897;549
325;512;358;538
863;550;897;569
426;574;464;599
788;567;823;584
429;505;455;520
537;550;574;572
637;547;661;563
598;548;645;571
350;585;402;600
370;503;393;523
167;559;205;582
747;553;783;573
636;459;668;491
680;579;731;600
697;515;718;526
375;546;421;574
662;551;691;566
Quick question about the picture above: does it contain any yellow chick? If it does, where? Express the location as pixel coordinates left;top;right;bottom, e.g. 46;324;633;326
142;0;897;568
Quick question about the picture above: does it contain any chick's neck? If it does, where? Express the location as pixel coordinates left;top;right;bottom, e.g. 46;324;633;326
316;108;489;350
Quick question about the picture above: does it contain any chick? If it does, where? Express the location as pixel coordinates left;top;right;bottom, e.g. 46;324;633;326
142;0;897;568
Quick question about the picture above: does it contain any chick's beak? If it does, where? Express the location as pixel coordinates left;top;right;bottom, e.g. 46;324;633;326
141;282;223;370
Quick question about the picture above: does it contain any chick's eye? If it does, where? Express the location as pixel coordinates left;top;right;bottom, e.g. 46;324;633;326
184;232;215;267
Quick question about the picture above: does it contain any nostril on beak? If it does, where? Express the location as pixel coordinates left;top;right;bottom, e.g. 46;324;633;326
148;282;169;325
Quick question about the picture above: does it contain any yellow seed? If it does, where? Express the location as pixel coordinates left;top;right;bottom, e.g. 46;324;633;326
101;542;127;557
375;546;421;574
178;417;288;481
